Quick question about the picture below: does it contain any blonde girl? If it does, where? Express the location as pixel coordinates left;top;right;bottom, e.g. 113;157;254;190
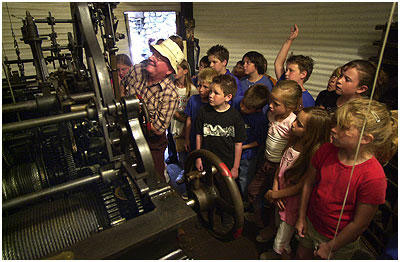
247;80;302;240
169;60;197;167
260;107;331;259
296;98;397;259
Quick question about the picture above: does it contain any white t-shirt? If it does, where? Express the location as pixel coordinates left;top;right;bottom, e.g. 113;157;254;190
170;84;198;136
265;112;296;163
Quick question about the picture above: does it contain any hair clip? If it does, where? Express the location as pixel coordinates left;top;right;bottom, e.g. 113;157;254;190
371;110;381;123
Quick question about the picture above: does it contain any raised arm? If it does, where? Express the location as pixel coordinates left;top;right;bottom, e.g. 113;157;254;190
274;24;299;80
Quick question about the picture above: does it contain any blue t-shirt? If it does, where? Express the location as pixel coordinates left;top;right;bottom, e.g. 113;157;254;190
277;73;315;108
184;94;208;152
240;75;274;94
233;96;268;160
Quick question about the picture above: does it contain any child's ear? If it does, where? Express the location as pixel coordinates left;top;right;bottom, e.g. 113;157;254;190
300;70;307;80
361;133;374;145
222;59;227;68
357;85;368;94
224;93;233;102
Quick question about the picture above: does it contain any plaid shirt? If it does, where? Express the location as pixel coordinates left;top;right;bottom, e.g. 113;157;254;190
121;63;178;134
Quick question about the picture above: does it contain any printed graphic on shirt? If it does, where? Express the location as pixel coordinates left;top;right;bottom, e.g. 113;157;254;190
203;123;235;137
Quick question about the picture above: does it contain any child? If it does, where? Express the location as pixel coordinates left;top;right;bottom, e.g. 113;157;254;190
331;59;387;112
232;84;270;198
168;60;198;169
274;24;315;108
192;55;210;87
207;44;242;97
246;80;302;240
260;107;331;259
232;60;246;80
241;51;274;93
315;66;342;112
195;74;246;179
295;98;397;259
116;54;133;96
175;68;218;184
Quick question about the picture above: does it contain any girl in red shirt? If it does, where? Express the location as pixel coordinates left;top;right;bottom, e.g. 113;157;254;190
295;98;397;259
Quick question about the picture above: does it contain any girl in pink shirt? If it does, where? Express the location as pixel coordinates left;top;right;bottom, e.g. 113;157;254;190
260;107;331;259
296;98;397;259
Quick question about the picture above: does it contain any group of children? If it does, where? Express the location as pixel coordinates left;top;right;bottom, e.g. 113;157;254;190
117;24;397;260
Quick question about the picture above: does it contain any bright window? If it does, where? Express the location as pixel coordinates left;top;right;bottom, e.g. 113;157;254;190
124;11;177;65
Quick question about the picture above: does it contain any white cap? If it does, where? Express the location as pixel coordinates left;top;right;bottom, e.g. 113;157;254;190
152;38;184;74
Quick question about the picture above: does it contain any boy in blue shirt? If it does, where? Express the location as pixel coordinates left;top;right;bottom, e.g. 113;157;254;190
274;24;315;108
207;44;243;97
233;84;270;198
175;68;218;184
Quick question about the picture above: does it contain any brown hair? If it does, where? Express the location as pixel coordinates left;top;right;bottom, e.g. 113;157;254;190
177;60;194;97
207;44;229;64
285;107;332;183
286;55;314;83
212;74;237;98
335;97;397;164
341;60;387;100
116;54;132;66
242;84;270;110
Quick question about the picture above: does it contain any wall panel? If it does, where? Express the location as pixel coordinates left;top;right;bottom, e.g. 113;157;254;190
194;2;397;98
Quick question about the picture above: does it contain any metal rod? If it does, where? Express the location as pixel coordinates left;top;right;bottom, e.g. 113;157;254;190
3;110;88;133
34;19;74;23
3;99;38;113
3;174;101;211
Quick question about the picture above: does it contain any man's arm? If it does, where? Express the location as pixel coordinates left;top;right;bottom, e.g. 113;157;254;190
274;24;299;80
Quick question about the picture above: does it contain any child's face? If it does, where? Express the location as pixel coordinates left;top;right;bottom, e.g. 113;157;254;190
209;83;230;109
174;65;187;81
243;57;257;75
199;62;208;71
198;80;211;100
269;91;289;117
291;110;308;137
327;74;339;92
117;63;131;80
336;67;361;97
285;63;306;84
208;55;226;75
331;123;360;150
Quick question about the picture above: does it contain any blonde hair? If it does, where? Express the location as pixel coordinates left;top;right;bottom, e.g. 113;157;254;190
285;107;332;183
335;97;398;164
272;80;302;112
177;60;194;97
198;67;218;85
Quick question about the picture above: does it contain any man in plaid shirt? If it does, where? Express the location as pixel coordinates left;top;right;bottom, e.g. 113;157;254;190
121;36;185;183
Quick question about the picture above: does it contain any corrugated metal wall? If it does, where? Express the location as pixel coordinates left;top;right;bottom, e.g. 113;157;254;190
2;2;180;76
193;2;397;98
2;2;397;98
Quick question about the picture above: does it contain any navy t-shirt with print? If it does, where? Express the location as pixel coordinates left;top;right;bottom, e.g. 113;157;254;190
195;104;246;169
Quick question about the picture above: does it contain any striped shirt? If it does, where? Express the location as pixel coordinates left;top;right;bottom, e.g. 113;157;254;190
121;63;179;133
265;112;296;163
